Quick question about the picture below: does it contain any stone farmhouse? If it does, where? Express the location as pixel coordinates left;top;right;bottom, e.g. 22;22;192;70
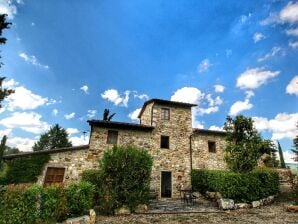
4;99;227;198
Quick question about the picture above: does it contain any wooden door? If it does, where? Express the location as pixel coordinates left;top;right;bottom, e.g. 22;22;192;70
44;167;65;187
161;171;172;198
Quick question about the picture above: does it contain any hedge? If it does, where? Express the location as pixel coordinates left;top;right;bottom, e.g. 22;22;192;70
0;181;95;224
191;168;279;202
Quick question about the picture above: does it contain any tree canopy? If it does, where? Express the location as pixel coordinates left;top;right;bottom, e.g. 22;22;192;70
223;115;275;173
292;123;298;162
33;124;72;151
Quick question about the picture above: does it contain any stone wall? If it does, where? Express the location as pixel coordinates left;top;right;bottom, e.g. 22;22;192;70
140;102;153;126
191;133;226;170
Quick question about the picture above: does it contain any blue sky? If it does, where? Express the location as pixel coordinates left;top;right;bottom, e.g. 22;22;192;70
0;0;297;162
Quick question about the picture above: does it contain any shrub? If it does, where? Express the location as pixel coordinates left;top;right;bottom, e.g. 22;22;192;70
99;145;153;212
0;154;50;185
81;169;102;206
65;181;95;217
191;168;279;202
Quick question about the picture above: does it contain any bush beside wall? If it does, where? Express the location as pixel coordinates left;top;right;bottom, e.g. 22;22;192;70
0;181;95;224
191;168;279;203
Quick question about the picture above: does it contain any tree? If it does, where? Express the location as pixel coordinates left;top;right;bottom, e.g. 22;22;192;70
223;115;265;173
277;141;286;168
3;145;19;155
0;14;14;107
0;135;7;169
33;124;72;151
292;124;298;162
103;109;116;121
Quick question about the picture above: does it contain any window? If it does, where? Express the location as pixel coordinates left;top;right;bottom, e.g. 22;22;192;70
161;108;170;120
208;141;216;153
160;135;169;149
107;130;118;144
44;167;65;187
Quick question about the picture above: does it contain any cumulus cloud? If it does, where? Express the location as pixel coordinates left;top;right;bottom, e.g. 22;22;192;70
69;134;89;146
236;67;280;90
171;87;223;127
257;47;283;62
128;108;141;121
209;125;224;131
4;86;48;111
134;93;149;101
19;52;49;69
213;84;225;93
101;89;130;107
66;128;79;136
286;76;298;96
286;28;298;36
52;109;58;116
6;136;36;152
289;41;298;49
253;32;265;43
0;112;50;134
0;128;12;137
87;109;97;118
229;91;254;116
198;59;211;73
253;112;298;140
2;78;18;88
282;150;298;164
80;85;89;94
0;0;17;19
64;112;75;120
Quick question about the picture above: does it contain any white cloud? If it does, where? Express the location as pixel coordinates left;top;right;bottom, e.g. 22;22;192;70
283;150;298;164
64;112;75;120
101;89;130;107
253;32;265;43
4;86;48;111
229;99;253;116
19;52;49;69
0;0;17;19
213;84;225;93
289;41;298;49
245;90;255;99
286;76;298;96
0;128;12;137
279;2;298;24
69;134;89;146
134;93;149;101
66;128;79;136
0;112;50;134
253;112;298;140
286;28;298;36
171;87;204;104
80;85;89;94
2;78;18;88
128;108;141;121
87;109;97;118
52;109;58;116
209;125;223;131
7;136;36;152
236;67;280;90
198;59;211;73
193;120;204;129
257;47;283;62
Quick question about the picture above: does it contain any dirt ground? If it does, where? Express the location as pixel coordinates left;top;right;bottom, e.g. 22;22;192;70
97;185;298;224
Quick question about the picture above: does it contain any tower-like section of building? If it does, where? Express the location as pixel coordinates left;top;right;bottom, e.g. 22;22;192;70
138;99;196;198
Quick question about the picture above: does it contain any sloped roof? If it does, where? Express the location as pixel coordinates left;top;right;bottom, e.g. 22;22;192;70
193;128;226;136
88;120;154;131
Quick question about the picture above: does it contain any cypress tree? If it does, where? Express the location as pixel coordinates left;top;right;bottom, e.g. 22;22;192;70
277;141;286;168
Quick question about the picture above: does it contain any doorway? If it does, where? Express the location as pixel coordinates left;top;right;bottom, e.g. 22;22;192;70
161;171;172;198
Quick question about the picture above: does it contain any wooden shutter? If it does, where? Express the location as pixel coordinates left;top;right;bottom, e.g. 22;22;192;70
44;167;65;187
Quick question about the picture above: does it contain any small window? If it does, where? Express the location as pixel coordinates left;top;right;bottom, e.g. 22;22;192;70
44;167;65;187
161;108;170;120
107;130;118;144
208;141;216;153
160;135;169;149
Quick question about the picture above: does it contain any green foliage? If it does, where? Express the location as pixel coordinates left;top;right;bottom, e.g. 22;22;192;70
33;124;72;151
3;146;19;155
0;182;95;223
292;125;298;162
65;181;95;217
0;135;6;170
277;141;286;168
191;168;279;203
0;154;50;185
81;169;102;205
100;145;153;211
224;115;271;173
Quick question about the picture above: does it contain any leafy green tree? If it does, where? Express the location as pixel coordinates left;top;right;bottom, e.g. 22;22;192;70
224;115;265;173
277;141;286;168
0;14;14;107
3;145;19;155
0;135;7;169
292;124;298;162
33;124;72;151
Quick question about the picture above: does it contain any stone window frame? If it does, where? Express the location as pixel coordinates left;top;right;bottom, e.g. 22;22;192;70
160;135;170;149
161;108;170;120
208;141;216;153
42;164;67;187
107;130;118;144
